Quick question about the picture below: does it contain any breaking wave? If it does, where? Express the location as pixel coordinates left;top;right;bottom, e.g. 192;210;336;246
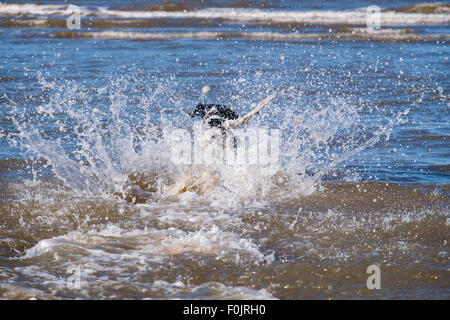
49;29;450;42
0;2;449;26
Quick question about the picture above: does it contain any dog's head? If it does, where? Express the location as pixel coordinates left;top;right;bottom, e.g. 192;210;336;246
190;104;239;128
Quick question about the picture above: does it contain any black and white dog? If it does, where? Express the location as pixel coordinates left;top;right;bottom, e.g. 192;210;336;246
163;94;275;196
190;94;275;149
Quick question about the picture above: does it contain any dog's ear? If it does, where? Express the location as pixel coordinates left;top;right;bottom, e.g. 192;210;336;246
190;103;206;118
216;105;239;120
224;108;239;120
191;104;239;120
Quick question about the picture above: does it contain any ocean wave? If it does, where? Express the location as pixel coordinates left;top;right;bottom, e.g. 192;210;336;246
50;29;450;42
0;3;70;17
0;18;219;28
150;281;277;299
23;224;274;265
393;3;450;14
111;1;274;12
0;3;449;26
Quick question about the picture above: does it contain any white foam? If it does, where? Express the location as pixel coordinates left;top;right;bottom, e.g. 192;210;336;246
0;3;70;16
23;224;272;264
1;3;449;25
103;8;450;26
52;29;450;42
150;280;278;299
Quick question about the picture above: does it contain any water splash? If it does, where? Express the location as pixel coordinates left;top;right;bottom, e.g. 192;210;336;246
4;70;402;204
